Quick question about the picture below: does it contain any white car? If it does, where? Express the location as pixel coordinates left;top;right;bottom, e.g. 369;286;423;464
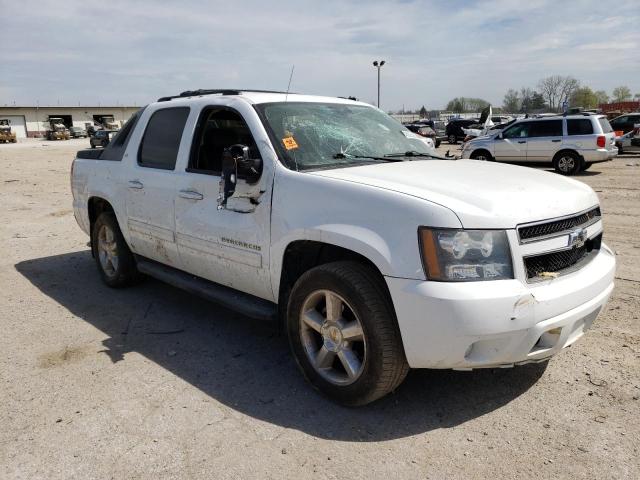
616;125;640;154
462;114;617;175
71;89;615;405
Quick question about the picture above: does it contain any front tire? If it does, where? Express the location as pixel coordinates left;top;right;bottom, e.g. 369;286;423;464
553;151;582;175
287;261;409;406
448;134;457;144
91;212;139;288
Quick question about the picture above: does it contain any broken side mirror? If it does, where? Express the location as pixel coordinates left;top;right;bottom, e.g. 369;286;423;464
228;144;263;184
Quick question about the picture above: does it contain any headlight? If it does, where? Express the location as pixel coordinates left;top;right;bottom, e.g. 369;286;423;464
418;228;513;281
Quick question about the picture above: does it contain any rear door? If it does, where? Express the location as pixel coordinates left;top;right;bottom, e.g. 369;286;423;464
125;106;190;267
493;122;530;162
526;120;563;162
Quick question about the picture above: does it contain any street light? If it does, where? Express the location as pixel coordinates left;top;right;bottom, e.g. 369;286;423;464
372;60;386;108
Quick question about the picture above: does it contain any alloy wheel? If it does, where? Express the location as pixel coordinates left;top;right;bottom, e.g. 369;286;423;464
299;289;367;386
558;155;575;173
97;224;119;278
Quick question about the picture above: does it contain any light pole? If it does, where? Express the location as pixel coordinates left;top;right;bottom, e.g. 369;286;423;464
372;60;385;108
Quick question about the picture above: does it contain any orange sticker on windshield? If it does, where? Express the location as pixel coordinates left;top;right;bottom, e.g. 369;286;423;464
282;136;299;150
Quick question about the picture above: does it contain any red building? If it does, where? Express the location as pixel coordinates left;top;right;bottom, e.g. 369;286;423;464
599;101;640;114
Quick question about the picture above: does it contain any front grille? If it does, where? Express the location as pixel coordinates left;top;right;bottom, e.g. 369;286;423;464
524;234;601;280
519;207;601;242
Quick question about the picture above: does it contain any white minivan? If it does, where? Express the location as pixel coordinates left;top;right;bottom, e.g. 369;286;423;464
462;114;617;175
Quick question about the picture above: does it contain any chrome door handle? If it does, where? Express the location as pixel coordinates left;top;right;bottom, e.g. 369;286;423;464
178;190;204;201
128;180;144;189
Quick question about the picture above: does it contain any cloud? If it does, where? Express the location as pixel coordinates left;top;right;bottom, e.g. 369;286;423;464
1;0;638;109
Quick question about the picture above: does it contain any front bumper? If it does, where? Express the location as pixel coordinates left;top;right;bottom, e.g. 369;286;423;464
386;246;615;369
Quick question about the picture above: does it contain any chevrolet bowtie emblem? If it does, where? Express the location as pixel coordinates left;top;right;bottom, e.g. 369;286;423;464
568;227;586;248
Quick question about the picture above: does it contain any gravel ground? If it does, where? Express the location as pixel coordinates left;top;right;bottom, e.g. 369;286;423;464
1;138;639;479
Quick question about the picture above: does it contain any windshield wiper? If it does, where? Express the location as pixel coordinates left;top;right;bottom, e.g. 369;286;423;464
332;152;402;162
384;150;446;159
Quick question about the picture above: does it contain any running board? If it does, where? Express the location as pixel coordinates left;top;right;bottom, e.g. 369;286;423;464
136;257;277;321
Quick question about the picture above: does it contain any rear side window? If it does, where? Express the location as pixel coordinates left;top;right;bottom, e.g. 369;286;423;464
529;120;563;137
567;119;594;136
138;107;190;170
102;107;146;161
598;118;613;133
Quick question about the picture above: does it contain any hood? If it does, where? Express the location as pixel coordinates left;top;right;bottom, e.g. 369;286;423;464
310;160;599;229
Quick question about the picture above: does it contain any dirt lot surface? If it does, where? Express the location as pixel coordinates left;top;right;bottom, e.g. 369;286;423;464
1;139;639;479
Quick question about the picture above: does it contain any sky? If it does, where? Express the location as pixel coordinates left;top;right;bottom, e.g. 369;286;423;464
1;0;639;110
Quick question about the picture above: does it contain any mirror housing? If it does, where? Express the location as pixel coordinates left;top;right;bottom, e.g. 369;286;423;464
497;132;503;139
228;144;262;184
218;144;263;210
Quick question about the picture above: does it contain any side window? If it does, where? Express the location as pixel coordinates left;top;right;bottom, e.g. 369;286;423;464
502;123;530;139
188;108;260;175
567;119;594;136
102;107;145;161
529;120;563;137
138;107;190;170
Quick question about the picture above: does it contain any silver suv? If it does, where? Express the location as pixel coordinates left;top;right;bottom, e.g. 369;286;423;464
461;114;617;175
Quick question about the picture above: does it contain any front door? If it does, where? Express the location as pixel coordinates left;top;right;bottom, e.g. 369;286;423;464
173;106;274;301
125;106;190;267
526;119;564;162
494;122;530;162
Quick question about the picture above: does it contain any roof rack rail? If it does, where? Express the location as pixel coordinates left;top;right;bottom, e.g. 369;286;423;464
157;89;289;102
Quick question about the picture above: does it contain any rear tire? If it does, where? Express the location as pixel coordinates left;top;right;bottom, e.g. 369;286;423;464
553;151;582;175
287;261;409;406
448;134;457;144
91;212;139;288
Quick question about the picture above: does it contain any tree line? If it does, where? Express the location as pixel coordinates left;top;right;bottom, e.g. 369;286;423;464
439;77;638;114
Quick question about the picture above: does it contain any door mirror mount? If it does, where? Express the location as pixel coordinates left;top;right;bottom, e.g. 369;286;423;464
218;149;238;210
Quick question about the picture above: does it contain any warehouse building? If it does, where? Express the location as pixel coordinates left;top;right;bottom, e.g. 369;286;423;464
0;105;140;138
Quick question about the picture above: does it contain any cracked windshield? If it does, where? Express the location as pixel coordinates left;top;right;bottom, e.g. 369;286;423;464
258;102;433;170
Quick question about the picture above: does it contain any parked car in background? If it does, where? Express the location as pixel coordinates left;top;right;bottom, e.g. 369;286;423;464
89;130;117;148
69;126;88;138
404;122;441;147
615;125;640;154
609;113;640;134
463;119;517;143
461;114;617;175
445;118;478;144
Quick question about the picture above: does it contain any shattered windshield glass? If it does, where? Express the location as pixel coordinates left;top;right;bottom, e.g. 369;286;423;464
256;102;433;170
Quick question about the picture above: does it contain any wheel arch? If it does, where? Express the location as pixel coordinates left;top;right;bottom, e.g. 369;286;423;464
274;234;394;318
470;148;493;160
87;196;122;256
552;148;584;162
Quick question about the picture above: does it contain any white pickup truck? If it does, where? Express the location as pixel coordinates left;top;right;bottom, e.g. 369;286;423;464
71;89;616;405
